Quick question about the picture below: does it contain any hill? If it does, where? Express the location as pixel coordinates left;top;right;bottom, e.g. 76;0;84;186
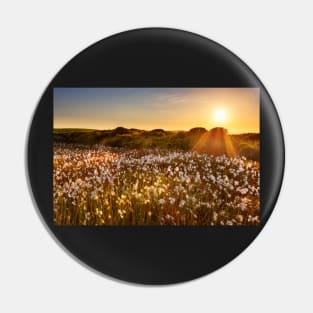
53;127;259;161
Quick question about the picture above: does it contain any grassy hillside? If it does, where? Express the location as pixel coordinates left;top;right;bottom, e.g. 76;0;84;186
53;127;259;161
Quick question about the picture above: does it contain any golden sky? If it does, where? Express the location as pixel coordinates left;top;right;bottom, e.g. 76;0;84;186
54;88;259;134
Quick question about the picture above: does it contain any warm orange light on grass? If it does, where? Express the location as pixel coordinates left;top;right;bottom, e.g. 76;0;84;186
191;127;236;157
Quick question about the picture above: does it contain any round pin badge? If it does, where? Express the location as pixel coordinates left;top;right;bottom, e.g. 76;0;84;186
27;28;284;284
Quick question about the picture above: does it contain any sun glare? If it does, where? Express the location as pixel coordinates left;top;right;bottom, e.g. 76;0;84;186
214;109;227;123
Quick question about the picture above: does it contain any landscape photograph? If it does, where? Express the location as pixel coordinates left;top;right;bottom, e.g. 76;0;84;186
53;88;260;226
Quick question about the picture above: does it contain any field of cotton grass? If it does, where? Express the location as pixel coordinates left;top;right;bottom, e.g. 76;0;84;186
53;144;260;226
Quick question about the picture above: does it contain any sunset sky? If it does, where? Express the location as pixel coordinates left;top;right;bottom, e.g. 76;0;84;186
54;88;259;134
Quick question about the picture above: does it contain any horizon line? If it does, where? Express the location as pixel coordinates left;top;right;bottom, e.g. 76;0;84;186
53;126;260;135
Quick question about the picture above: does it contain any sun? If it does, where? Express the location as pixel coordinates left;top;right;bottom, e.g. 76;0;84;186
214;109;227;123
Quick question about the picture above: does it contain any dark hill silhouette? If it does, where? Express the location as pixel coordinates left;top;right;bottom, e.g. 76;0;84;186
188;127;208;135
112;126;130;135
147;129;167;136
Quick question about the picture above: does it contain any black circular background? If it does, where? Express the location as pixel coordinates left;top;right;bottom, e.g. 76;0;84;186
27;28;284;284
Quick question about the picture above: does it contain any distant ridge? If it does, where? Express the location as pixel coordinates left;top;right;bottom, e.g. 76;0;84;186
54;126;259;161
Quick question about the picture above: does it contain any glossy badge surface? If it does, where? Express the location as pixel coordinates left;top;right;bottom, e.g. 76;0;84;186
27;28;284;284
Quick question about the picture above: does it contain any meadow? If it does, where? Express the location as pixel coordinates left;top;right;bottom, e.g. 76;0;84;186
53;127;260;226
